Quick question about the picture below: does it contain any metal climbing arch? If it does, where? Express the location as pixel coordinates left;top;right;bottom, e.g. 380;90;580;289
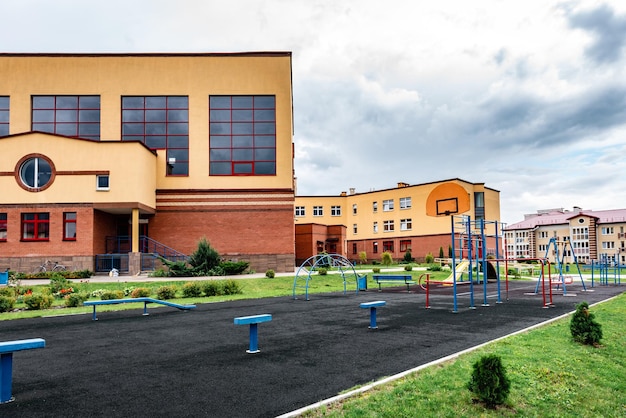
292;254;362;300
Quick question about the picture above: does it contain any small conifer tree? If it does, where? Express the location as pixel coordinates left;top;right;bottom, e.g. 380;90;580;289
467;354;510;409
570;301;603;346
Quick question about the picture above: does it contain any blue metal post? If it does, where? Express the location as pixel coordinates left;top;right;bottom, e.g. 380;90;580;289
466;216;475;309
480;218;489;306
495;220;502;303
0;352;14;403
451;216;458;313
369;307;378;329
248;323;260;353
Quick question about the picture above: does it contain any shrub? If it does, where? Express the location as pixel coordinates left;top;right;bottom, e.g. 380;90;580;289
359;251;367;264
467;354;511;409
372;267;381;273
65;292;89;308
381;251;393;266
439;246;445;259
0;287;15;297
403;250;413;263
156;285;177;300
265;269;275;278
149;268;169;278
222;279;242;295
570;301;603;346
0;296;16;312
49;273;72;294
100;290;124;300
202;281;223;297
161;260;195;277
188;237;221;275
24;294;54;310
182;282;202;298
317;268;328;275
404;265;413;271
131;287;151;298
427;264;442;272
219;261;249;275
425;253;434;264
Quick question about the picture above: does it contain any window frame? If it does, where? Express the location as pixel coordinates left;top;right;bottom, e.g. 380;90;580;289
122;96;189;176
32;95;101;140
0;96;9;137
399;197;412;209
21;212;50;242
63;212;77;241
0;213;7;241
209;95;276;176
331;206;341;216
383;240;394;252
400;218;412;231
96;174;110;191
400;239;411;252
383;220;394;232
383;199;394;212
313;206;323;217
295;206;305;217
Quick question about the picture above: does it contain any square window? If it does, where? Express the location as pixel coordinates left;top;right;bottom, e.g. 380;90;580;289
97;175;110;191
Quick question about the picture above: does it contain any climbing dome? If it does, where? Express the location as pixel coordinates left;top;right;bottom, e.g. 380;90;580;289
292;254;362;300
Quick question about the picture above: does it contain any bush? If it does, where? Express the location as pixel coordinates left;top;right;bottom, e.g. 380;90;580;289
222;280;243;295
49;273;72;294
100;290;124;300
131;287;151;298
372;267;381;273
219;261;249;275
182;282;202;298
65;292;89;308
425;253;434;264
403;250;413;263
156;285;177;300
188;237;221;275
0;287;15;297
404;265;413;271
381;251;393;266
149;268;169;278
467;354;511;409
317;268;328;275
202;281;223;297
359;251;367;264
265;269;275;278
24;294;54;310
0;295;16;312
570;301;603;346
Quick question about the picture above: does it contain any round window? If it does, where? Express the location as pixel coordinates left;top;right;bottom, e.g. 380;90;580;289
16;155;55;191
578;218;585;224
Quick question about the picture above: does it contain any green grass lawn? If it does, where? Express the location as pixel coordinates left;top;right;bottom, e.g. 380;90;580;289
302;292;626;417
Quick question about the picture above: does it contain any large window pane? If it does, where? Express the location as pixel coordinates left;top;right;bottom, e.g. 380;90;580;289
209;95;276;176
121;96;189;176
31;95;100;140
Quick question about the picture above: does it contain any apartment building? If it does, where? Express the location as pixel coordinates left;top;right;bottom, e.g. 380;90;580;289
0;53;295;274
294;179;500;265
504;207;626;265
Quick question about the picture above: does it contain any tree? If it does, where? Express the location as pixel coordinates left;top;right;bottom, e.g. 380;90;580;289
570;301;603;346
467;354;511;409
188;237;220;275
439;246;444;258
359;251;368;265
381;251;393;266
403;249;413;263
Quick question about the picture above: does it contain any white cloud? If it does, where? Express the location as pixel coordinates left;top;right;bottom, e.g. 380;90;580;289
1;0;626;224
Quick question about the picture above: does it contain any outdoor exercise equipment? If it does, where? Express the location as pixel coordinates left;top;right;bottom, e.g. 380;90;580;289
590;255;622;286
292;254;363;300
359;301;386;329
533;237;586;296
233;314;272;354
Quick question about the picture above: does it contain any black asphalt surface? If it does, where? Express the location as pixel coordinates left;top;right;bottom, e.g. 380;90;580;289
0;280;623;417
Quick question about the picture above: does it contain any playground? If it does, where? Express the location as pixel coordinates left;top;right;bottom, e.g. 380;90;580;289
1;278;623;417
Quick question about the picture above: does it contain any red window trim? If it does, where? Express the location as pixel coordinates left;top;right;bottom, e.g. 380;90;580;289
63;212;77;241
21;212;50;242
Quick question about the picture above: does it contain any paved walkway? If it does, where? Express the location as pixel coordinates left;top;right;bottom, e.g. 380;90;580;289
0;280;622;417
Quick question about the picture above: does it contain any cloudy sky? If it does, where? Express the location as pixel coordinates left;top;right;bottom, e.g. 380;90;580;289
2;0;626;224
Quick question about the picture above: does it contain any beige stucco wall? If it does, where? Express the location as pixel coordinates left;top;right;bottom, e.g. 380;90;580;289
0;53;294;192
0;133;156;209
295;179;501;239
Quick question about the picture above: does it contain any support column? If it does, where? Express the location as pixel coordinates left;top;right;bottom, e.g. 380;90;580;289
129;209;141;276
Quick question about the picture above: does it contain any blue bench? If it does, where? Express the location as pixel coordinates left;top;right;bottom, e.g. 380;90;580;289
83;298;196;320
372;274;415;292
234;314;272;354
0;338;46;403
360;301;386;329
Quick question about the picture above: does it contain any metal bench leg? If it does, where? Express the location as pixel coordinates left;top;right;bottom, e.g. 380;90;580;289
368;307;378;329
143;301;149;316
0;352;14;403
248;323;260;353
92;305;98;321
